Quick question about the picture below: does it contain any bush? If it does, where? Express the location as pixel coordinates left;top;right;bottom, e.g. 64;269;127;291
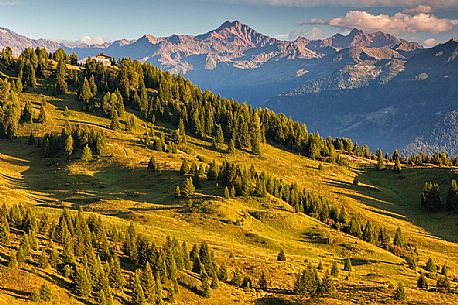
393;282;406;301
277;248;286;261
31;284;52;302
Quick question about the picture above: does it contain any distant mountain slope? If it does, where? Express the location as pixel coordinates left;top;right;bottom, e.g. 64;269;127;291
0;27;60;54
267;39;458;154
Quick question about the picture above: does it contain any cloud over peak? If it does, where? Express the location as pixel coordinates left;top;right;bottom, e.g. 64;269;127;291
308;9;458;34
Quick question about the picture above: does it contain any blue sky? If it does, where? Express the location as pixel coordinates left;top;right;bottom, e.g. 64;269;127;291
1;0;457;46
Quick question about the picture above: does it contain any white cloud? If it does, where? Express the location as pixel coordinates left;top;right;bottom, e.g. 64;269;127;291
422;38;438;46
309;10;458;34
200;0;458;8
404;5;433;14
78;36;109;45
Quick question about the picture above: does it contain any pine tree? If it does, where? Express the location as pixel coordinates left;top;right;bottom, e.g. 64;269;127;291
20;101;33;124
394;158;402;174
74;266;92;298
132;271;146;305
393;282;406;301
228;138;235;153
80;78;92;106
376;154;385;170
29;66;37;88
182;177;195;198
215;124;224;145
141;262;156;301
147;155;158;172
393;227;406;248
259;271;267;290
65;134;73;161
37;103;47;124
109;256;124;289
426;257;435;272
81;144;93;162
224;186;230;199
231;269;241;287
417;273;428;289
436;274;451;291
56;60;67;94
110;110;120;130
320;270;335;294
0;215;10;244
277;248;286;261
180;159;190;175
331;261;339;277
38;249;49;269
201;269;211;298
446;179;458;211
421;182;442;212
8;253;18;270
343;258;352;271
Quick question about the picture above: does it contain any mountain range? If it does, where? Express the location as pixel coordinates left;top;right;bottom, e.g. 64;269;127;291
1;22;457;155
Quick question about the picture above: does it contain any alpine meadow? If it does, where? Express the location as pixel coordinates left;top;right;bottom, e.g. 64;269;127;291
1;1;458;305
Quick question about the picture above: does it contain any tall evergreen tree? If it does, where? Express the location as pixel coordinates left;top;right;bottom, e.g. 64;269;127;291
446;179;458;211
421;182;442;212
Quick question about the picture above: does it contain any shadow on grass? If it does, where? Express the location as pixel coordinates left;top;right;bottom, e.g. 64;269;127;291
0;287;31;301
327;166;458;243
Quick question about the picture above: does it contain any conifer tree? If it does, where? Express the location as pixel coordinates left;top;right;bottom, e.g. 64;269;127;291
56;60;67;94
182;177;195;198
343;258;352;271
109;256;124;289
320;270;335;294
228;138;235;153
175;186;181;198
446;179;458;211
421;182;442;212
37;103;47;123
38;249;49;269
224;186;230;199
180;159;190;175
20;101;33;124
394;158;402;174
331;261;339;277
65;134;73;161
8;253;18;270
147;155;158;172
417;273;428;289
426;257;435;272
393;282;406;301
393;227;406;248
110;110;120;130
201;269;211;298
259;271;267;290
215;124;224;145
74;266;92;298
277;248;286;261
231;269;241;287
376;154;385;170
141;262;156;301
80;78;92;106
81;144;93;162
132;271;146;305
0;215;10;245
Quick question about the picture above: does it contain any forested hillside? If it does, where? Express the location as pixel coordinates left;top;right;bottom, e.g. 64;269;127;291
0;46;458;305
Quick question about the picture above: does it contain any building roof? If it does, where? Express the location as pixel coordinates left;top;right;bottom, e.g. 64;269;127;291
95;53;111;59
